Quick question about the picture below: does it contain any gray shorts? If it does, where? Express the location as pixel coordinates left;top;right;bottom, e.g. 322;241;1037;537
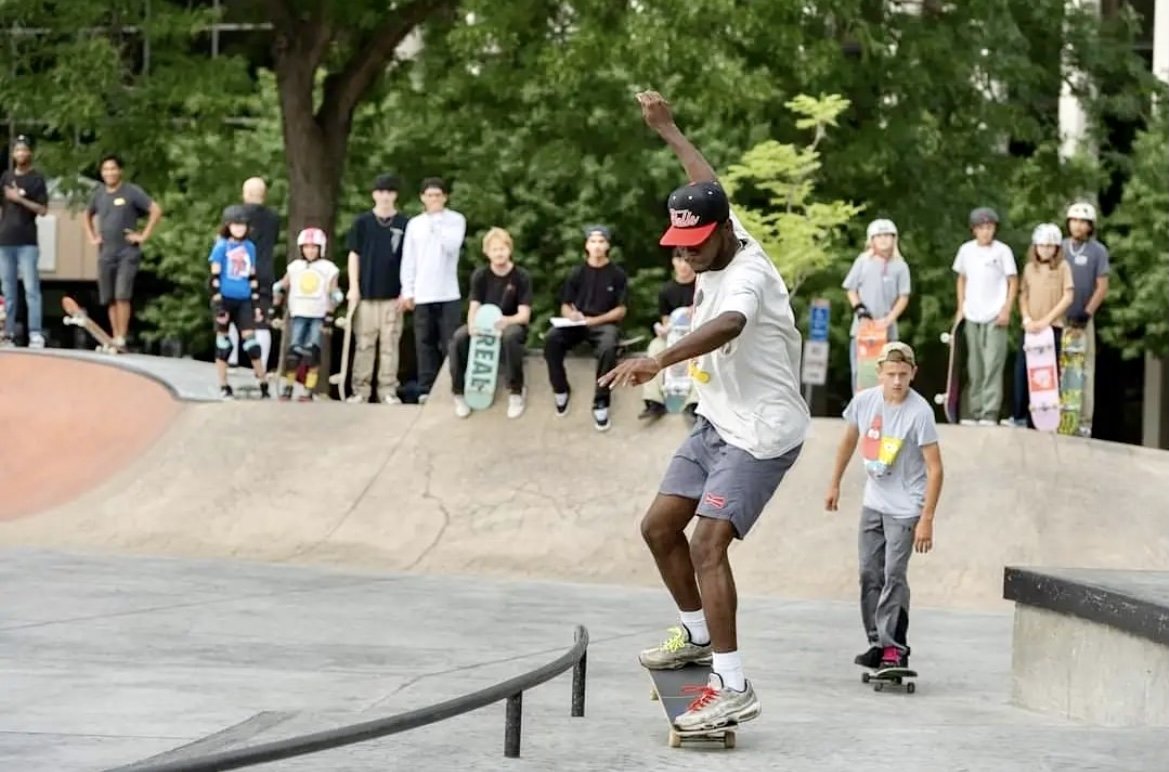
97;246;141;305
659;416;802;539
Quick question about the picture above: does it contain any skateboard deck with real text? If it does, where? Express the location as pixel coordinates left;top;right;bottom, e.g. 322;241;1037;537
328;302;356;401
62;296;119;353
662;306;693;413
1058;326;1087;435
861;665;918;693
1023;326;1060;432
854;318;888;393
934;318;965;424
464;303;503;411
647;663;737;749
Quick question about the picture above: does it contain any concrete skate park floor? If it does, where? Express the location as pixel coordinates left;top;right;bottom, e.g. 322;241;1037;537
2;548;1166;772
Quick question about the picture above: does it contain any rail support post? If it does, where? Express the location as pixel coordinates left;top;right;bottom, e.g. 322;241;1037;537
571;648;587;718
504;691;523;758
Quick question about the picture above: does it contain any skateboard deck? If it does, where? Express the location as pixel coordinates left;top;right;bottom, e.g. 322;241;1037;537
647;664;737;749
854;319;887;393
861;665;918;693
933;318;965;423
62;296;119;353
1058;327;1087;435
662;307;692;413
1023;326;1060;432
328;303;356;400
464;303;503;411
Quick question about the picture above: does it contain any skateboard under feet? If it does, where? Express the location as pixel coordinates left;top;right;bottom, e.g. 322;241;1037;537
646;663;738;749
861;665;918;694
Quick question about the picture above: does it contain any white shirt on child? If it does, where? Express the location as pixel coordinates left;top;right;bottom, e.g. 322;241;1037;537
287;258;339;318
952;239;1017;324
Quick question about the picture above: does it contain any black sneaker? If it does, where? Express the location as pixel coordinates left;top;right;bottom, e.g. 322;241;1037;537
259;381;271;399
554;389;571;416
638;400;666;421
219;384;234;400
854;645;882;669
593;397;611;432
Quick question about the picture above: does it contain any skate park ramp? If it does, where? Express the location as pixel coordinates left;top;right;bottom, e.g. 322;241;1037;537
2;349;1169;609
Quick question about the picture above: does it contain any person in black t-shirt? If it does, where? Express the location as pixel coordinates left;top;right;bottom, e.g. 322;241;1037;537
449;227;533;419
0;136;49;347
640;248;698;422
346;174;410;403
543;224;628;431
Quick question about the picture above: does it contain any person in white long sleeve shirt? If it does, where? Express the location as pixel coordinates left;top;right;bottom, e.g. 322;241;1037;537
400;177;466;401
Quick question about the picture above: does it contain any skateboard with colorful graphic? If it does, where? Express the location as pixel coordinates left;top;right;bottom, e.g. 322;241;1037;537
854;319;887;392
662;307;693;413
464;303;502;411
62;296;119;353
862;665;917;693
647;663;737;749
1058;326;1087;435
1023;326;1060;432
328;302;356;401
933;318;965;424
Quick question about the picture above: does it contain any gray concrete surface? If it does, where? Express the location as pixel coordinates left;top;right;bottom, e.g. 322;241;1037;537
1;549;1165;772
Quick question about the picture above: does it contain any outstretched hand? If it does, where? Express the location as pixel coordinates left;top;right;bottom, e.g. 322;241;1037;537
636;90;675;132
598;356;661;389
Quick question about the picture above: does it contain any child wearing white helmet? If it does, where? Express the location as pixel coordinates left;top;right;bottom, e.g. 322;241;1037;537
272;227;341;400
1060;201;1110;437
1006;223;1074;427
842;218;912;393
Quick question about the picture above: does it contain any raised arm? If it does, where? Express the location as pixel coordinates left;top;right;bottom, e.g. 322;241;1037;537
636;91;718;184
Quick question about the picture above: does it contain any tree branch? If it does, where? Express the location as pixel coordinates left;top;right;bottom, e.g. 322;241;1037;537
319;0;455;122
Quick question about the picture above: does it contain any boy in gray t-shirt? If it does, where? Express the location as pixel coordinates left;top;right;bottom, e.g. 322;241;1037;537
826;341;944;673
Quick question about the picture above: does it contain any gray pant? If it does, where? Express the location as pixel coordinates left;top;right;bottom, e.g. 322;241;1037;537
964;320;1008;421
858;506;918;653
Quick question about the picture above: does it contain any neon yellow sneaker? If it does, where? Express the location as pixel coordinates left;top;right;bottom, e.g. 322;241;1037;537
638;625;713;670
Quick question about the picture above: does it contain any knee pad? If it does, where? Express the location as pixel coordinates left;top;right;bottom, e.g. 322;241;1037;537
215;310;231;334
215;333;234;362
242;337;262;360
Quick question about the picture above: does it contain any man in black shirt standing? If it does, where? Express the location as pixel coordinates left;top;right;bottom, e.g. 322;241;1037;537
226;177;281;370
346;174;410;403
640;247;698;422
543;224;628;431
448;227;533;419
0;136;49;348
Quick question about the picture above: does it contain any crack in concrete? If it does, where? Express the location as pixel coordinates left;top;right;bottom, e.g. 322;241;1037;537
403;447;452;571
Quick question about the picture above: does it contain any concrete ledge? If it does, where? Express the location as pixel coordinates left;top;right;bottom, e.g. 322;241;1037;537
1004;567;1169;726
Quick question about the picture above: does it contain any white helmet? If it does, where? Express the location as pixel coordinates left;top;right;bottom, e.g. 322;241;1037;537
1031;223;1062;246
866;218;898;239
297;227;328;254
1066;202;1096;222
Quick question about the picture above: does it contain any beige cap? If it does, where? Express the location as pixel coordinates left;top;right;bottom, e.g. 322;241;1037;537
877;341;916;367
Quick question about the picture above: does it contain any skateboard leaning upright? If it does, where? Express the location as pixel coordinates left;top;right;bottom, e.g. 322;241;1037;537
662;306;692;413
328;302;357;401
646;663;737;749
934;317;965;423
854;318;888;392
464;303;502;411
62;296;119;353
1023;326;1060;432
1059;326;1088;435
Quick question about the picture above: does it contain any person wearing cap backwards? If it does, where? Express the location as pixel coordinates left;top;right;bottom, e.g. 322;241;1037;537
842;218;912;393
599;91;808;732
824;341;943;673
951;207;1017;425
1061;201;1110;438
1006;223;1074;428
346;174;410;404
0;135;49;348
543;223;629;431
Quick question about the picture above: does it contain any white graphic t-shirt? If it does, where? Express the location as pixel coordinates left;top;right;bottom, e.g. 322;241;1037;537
842;386;939;517
687;211;809;460
951;239;1018;323
287;258;339;318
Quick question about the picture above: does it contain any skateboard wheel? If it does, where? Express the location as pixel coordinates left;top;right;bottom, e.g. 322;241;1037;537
650;689;659;701
907;682;916;694
668;731;681;748
940;333;951;344
724;731;736;749
933;393;944;405
874;682;884;692
861;672;870;684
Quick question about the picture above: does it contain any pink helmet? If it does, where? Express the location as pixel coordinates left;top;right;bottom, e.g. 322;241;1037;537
296;227;327;254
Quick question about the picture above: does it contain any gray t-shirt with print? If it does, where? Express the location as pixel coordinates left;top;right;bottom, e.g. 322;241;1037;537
843;386;939;517
1061;238;1110;318
86;183;154;258
841;254;911;338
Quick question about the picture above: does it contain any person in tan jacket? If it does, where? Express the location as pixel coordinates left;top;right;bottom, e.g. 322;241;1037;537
1007;223;1074;428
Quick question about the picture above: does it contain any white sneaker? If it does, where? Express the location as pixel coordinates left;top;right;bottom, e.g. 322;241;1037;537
960;419;977;426
593;404;611;432
977;419;998;426
346;394;366;404
507;392;526;419
453;395;471;418
28;332;45;349
381;394;402;405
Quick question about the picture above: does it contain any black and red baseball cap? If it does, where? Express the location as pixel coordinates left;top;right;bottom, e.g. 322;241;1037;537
659;181;730;247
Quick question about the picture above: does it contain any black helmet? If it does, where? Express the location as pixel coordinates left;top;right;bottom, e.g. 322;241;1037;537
969;207;999;227
222;204;250;226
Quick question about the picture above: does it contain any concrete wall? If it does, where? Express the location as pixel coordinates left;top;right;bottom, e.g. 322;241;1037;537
1011;604;1169;726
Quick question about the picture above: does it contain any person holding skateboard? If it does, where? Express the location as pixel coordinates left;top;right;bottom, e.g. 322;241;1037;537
842;218;912;393
1061;202;1110;438
639;247;698;423
272;227;341;401
208;206;270;399
447;227;533;419
1006;224;1074;428
599;90;808;733
824;341;943;672
951;207;1017;426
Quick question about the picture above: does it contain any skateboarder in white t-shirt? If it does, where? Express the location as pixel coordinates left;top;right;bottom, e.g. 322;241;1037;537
599;90;809;733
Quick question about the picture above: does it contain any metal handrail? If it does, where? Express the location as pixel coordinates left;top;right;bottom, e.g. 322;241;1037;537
112;625;589;771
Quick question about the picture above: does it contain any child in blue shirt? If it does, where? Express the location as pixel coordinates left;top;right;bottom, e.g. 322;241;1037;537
209;206;269;398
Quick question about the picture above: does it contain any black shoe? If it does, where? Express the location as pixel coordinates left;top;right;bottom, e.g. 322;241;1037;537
259;382;271;399
220;384;234;399
854;645;882;669
638;400;666;421
592;396;611;432
554;387;571;416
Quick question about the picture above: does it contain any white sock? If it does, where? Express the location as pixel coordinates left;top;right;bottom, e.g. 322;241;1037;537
679;609;709;646
712;650;745;692
255;328;272;371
